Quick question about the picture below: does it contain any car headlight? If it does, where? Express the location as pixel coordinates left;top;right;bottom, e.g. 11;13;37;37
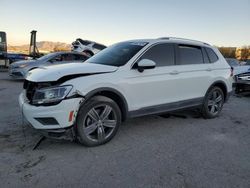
32;85;73;105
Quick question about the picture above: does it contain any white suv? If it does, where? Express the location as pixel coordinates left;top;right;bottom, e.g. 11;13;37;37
19;37;233;146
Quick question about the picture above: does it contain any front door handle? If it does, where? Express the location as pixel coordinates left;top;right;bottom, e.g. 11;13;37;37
169;70;179;75
206;68;212;71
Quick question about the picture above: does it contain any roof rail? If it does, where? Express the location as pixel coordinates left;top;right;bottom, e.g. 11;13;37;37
158;37;210;46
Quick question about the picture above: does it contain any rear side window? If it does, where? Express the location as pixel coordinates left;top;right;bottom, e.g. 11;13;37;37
61;54;74;61
205;47;218;63
140;43;175;66
74;54;88;61
178;45;203;65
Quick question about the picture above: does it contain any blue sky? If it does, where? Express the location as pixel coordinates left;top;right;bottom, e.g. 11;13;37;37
1;0;250;46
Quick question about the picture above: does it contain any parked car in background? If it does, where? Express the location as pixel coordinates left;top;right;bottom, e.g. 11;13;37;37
239;61;247;65
226;58;240;67
234;71;250;94
245;59;250;65
19;37;233;146
7;53;31;64
9;51;88;79
225;58;250;75
71;38;106;57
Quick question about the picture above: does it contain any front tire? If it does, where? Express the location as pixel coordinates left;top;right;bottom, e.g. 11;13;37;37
76;96;121;147
201;87;224;119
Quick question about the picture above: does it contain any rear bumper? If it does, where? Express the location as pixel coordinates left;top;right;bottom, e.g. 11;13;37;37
19;92;82;130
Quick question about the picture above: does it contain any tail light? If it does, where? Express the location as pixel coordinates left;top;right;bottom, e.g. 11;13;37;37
230;67;234;77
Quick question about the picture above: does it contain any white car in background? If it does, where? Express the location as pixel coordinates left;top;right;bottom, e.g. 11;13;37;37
19;37;233;147
225;58;250;75
71;38;106;57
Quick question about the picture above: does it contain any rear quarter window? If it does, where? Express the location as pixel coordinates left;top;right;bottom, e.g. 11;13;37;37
205;47;219;63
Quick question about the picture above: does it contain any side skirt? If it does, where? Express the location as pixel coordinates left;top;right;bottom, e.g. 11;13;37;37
128;97;204;118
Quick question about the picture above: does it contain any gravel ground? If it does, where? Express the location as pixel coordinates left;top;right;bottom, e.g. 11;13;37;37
0;72;250;188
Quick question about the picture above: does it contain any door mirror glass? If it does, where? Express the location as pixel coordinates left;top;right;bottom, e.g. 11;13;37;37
137;59;156;72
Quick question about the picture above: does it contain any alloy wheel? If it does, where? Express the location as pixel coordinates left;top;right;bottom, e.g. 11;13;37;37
83;104;117;142
207;90;223;115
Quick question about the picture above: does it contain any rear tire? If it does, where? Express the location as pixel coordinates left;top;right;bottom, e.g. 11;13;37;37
201;87;224;119
76;96;121;147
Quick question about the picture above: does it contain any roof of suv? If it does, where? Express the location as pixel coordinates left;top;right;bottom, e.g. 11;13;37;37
126;37;211;47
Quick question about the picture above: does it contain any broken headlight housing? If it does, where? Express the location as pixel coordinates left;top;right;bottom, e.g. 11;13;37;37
32;85;72;105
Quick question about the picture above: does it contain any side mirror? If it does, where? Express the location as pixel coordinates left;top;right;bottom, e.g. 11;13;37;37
137;59;156;72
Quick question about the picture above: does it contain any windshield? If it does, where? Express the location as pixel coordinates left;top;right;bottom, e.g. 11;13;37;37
87;42;148;67
37;53;57;61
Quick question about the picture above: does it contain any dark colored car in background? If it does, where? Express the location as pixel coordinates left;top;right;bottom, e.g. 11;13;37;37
7;53;31;64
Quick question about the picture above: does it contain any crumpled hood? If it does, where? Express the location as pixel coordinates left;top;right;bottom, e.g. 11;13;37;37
26;62;118;82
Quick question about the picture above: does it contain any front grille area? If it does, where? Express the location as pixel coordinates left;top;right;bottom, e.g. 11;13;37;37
23;80;54;103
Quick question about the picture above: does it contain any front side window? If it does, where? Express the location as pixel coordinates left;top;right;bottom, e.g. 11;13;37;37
139;43;175;66
88;42;147;67
38;53;57;61
61;54;74;61
50;55;63;62
178;45;203;65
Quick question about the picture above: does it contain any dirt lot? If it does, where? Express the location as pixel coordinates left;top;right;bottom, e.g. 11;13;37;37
0;71;250;188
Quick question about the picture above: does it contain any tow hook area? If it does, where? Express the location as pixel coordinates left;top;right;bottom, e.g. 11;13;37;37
33;126;77;150
32;93;85;150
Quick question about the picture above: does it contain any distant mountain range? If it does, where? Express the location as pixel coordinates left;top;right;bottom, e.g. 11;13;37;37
8;41;71;53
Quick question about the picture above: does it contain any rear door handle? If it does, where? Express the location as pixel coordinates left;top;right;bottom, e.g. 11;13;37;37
169;70;179;75
206;68;212;71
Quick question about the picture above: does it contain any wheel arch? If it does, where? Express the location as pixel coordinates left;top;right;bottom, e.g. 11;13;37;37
84;88;129;121
207;81;228;101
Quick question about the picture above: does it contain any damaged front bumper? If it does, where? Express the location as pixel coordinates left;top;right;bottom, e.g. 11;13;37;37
19;91;83;130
